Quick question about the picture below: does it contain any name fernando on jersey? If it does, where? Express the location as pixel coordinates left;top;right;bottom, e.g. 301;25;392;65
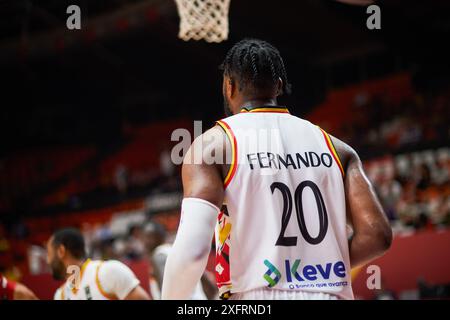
247;151;333;171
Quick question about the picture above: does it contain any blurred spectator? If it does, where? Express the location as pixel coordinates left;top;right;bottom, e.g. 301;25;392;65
416;163;432;191
377;175;403;221
341;88;450;153
370;147;450;233
373;279;396;300
429;197;450;228
114;164;128;196
124;225;146;260
143;221;167;255
160;148;175;178
433;157;450;186
418;278;450;299
27;245;48;275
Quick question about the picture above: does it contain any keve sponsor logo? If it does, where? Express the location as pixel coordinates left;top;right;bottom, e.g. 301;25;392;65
263;259;349;289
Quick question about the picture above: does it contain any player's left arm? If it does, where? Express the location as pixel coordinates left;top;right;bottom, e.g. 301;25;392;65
330;135;392;268
13;282;38;300
161;126;227;299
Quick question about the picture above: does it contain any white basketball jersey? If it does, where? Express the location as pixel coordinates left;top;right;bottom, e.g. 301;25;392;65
54;259;139;300
214;106;353;300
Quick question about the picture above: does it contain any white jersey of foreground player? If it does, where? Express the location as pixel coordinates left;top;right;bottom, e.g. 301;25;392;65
215;107;354;300
54;259;140;300
152;243;207;300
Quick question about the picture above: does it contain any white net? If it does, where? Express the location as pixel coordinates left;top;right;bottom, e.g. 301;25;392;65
175;0;230;43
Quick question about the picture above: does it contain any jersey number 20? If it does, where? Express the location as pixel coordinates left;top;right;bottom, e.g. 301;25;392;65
271;181;328;246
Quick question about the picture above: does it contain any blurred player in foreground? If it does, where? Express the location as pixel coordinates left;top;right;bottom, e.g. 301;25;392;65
1;273;38;300
162;39;392;300
47;228;150;300
143;221;217;299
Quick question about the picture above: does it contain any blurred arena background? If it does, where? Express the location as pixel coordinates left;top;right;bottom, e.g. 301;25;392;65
0;0;449;300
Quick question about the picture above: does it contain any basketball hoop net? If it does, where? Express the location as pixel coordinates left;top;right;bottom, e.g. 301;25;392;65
174;0;230;43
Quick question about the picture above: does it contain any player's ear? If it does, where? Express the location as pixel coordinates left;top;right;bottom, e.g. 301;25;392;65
276;77;283;96
56;244;66;259
225;76;236;98
222;74;231;98
229;77;236;97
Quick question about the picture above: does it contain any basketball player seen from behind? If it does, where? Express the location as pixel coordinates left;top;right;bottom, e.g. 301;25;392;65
47;228;150;300
162;39;392;300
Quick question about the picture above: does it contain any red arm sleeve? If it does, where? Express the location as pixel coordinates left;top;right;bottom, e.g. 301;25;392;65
1;275;17;300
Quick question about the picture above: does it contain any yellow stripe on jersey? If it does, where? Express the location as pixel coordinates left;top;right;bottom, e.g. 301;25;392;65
351;266;364;281
95;261;118;300
319;127;345;177
216;120;237;188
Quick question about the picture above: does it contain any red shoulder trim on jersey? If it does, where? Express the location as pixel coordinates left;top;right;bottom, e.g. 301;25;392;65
240;106;289;114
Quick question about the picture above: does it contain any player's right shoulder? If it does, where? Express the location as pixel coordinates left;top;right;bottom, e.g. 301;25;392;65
98;259;137;281
183;124;229;167
328;135;360;173
100;259;127;270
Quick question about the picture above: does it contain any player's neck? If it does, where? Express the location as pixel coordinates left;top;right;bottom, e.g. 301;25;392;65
238;98;278;112
63;257;87;279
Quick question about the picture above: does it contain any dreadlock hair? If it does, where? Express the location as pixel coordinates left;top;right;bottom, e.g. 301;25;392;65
220;38;292;97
